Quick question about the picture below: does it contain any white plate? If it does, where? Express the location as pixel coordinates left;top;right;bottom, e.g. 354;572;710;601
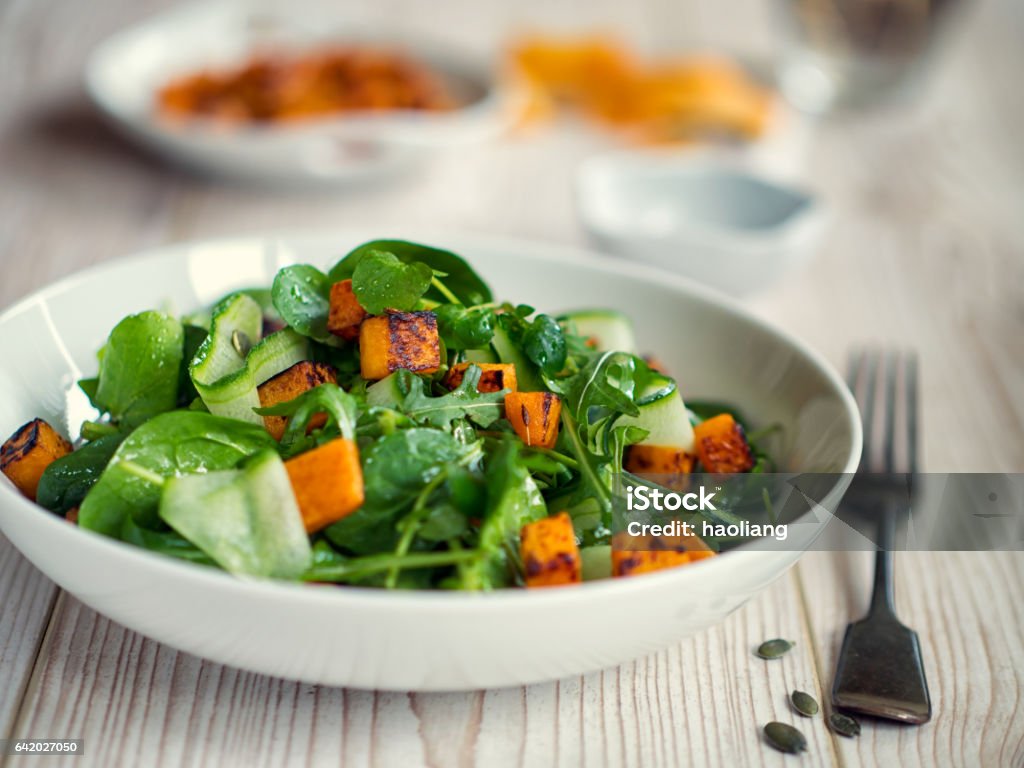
85;1;510;185
0;232;860;690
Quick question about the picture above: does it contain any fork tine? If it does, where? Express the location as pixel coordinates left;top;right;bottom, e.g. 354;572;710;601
883;351;898;474
858;350;881;472
906;351;919;476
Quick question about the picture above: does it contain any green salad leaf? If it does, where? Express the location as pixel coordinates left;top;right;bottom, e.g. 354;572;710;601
435;303;495;350
36;432;125;515
92;311;184;429
370;368;507;430
270;264;336;344
78;411;276;537
351;249;433;314
328;240;492;306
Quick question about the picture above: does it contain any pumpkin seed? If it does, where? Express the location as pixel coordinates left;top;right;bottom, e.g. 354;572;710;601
764;721;808;754
756;639;794;659
829;712;861;738
791;690;819;717
231;330;252;358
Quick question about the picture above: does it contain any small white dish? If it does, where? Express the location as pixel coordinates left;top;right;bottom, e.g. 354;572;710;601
577;151;827;295
0;231;859;691
85;0;510;185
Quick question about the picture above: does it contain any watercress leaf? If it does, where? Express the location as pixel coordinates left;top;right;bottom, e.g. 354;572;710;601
93;311;184;429
435;303;495;350
159;449;311;579
271;264;337;344
392;367;506;430
351;250;433;314
522;314;567;375
328;240;492;306
78;411;276;537
36;432;125;515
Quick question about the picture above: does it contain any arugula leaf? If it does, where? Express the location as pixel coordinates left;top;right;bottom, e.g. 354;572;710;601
328;240;492;306
270;264;335;344
325;428;468;554
36;433;125;515
392;367;506;430
458;440;546;590
93;311;184;429
435;304;495;350
351;250;433;314
255;383;359;458
78;411;275;537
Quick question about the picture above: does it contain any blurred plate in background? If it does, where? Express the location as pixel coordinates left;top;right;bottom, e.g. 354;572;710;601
86;0;512;185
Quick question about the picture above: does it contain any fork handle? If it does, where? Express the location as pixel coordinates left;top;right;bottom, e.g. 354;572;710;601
870;503;897;618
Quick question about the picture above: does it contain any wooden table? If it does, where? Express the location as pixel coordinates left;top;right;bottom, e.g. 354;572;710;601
1;1;1021;766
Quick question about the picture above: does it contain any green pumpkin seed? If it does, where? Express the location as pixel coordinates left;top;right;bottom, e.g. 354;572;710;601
791;690;819;717
829;712;861;737
756;639;794;659
764;721;808;754
231;330;252;358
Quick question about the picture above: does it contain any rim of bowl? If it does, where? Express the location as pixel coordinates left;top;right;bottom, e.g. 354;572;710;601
0;230;862;612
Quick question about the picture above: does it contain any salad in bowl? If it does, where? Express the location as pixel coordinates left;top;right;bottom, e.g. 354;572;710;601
1;239;770;591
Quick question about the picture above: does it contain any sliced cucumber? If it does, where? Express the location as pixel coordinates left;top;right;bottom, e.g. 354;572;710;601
618;387;696;452
464;347;498;365
562;310;638;354
491;325;544;391
580;545;612;581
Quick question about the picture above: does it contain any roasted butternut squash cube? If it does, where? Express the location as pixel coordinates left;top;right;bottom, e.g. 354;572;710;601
624;445;694;491
284;438;364;533
359;311;441;380
445;363;518;393
505;391;561;449
1;418;73;501
327;279;367;340
257;361;338;441
693;413;754;473
610;532;715;577
520;512;581;587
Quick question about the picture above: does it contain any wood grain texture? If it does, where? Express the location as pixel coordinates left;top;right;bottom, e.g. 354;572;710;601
1;0;1022;765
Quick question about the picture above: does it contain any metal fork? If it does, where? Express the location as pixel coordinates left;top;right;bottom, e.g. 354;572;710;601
831;349;932;724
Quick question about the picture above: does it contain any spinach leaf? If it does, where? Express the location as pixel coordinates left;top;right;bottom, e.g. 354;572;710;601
435;304;495;350
78;411;275;537
459;441;545;590
351;250;433;314
270;264;336;344
121;516;215;566
391;367;506;430
93;311;184;429
36;433;125;515
328;240;492;306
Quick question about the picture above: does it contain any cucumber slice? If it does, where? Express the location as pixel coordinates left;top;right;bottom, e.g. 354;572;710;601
464;347;498;365
562;310;638;354
619;388;696;452
580;545;612;581
491;325;544;391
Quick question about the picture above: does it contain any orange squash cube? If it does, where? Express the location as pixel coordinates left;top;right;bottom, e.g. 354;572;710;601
1;418;73;501
624;445;694;492
284;438;365;533
693;413;754;473
520;512;581;587
327;279;367;340
359;311;440;380
505;391;561;449
257;361;338;441
610;532;715;577
445;363;518;393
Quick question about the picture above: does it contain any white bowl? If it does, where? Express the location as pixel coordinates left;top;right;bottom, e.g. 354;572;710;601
577;151;827;296
0;232;859;691
86;0;510;185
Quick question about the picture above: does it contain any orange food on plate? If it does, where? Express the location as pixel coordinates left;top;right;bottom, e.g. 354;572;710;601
157;47;457;125
611;532;715;577
693;413;755;474
508;36;772;143
520;512;581;587
1;418;73;501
